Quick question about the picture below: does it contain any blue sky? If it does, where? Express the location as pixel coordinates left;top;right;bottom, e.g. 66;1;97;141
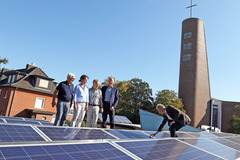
0;0;239;102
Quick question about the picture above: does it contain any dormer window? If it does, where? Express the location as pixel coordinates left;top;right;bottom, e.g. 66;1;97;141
11;75;16;83
7;75;16;83
39;79;49;88
7;75;12;83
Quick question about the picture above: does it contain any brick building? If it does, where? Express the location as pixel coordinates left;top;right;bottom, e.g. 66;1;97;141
178;18;240;132
0;63;57;122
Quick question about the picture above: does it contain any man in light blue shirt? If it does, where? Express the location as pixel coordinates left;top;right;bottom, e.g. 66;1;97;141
70;75;89;127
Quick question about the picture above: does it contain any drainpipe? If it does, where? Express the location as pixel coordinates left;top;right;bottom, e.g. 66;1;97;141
8;87;18;117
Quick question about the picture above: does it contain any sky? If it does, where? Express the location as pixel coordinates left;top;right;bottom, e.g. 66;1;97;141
0;0;239;102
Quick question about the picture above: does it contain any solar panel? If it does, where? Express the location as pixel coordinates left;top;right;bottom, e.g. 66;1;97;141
0;124;45;142
98;113;132;124
143;131;170;138
0;116;24;120
180;138;240;159
0;142;134;160
0;116;55;126
106;129;149;139
116;139;224;160
0;119;4;123
4;119;41;125
37;126;116;141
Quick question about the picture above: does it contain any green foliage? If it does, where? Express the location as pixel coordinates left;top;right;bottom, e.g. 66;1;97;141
65;120;71;126
65;119;86;127
116;78;154;124
228;105;240;134
0;58;9;71
100;77;185;125
0;58;8;65
154;89;185;113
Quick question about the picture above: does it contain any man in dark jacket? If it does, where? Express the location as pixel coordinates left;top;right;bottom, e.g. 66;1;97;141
150;104;191;137
101;77;119;129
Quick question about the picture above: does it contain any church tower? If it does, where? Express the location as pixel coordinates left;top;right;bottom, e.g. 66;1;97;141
178;17;211;127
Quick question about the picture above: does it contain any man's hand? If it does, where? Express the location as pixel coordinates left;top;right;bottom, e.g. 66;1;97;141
52;101;56;108
110;106;114;111
85;105;88;111
150;131;159;138
100;108;104;113
150;133;157;138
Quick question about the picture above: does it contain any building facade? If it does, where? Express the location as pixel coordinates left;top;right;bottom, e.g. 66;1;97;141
178;18;240;132
0;64;57;122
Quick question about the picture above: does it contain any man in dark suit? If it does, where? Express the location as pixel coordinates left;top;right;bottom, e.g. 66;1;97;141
101;77;119;129
150;104;191;137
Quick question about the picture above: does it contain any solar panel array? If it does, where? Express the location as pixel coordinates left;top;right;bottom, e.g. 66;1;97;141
0;124;45;142
98;113;132;124
0;119;239;159
0;116;53;126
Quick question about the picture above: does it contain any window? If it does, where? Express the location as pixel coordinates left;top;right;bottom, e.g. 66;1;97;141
212;108;218;127
184;32;192;39
4;90;8;98
42;117;46;120
11;75;16;83
7;75;12;83
34;97;45;109
183;43;192;50
211;100;222;130
39;79;49;88
0;89;1;95
182;54;192;62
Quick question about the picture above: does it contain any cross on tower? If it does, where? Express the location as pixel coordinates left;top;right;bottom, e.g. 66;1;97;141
186;0;197;18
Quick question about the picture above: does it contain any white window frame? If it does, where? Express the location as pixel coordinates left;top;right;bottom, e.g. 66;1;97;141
4;90;8;98
34;97;45;109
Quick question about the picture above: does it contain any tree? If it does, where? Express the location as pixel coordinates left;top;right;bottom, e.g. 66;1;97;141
154;89;185;113
228;105;240;134
116;78;154;124
0;58;9;71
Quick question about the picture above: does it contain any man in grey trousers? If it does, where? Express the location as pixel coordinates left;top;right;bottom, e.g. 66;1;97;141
86;79;103;128
52;73;75;126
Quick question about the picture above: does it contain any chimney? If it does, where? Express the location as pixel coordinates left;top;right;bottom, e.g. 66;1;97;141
26;63;36;70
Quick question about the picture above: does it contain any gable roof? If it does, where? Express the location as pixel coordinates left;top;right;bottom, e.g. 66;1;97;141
0;64;56;95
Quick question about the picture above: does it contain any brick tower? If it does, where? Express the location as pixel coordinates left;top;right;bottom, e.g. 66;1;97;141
178;18;211;127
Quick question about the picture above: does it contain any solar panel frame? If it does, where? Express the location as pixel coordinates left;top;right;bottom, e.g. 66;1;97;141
179;138;240;159
0;116;53;126
37;126;116;141
4;119;41;125
0;124;46;143
115;139;224;160
0;119;5;123
106;129;150;139
98;113;132;124
0;141;135;160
